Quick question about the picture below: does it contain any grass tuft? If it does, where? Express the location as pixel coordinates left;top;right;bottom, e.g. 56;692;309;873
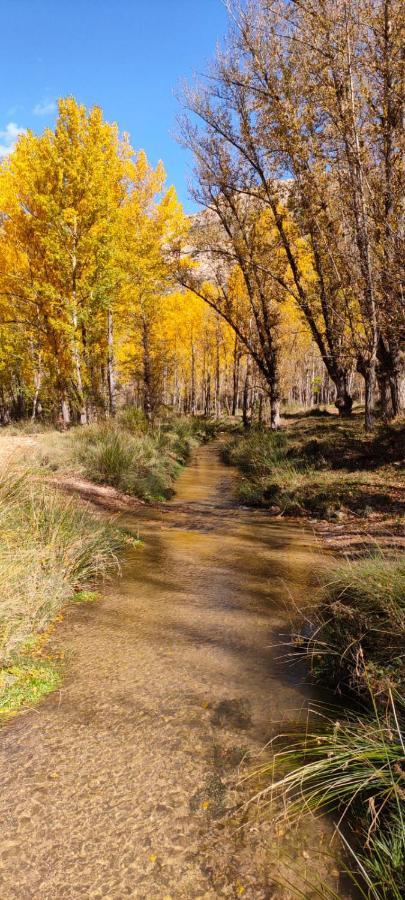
73;414;219;500
0;460;126;714
300;554;405;701
247;693;405;899
0;657;62;720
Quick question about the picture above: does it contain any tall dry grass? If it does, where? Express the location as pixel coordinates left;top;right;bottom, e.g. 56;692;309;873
0;460;125;664
247;552;405;897
72;414;218;500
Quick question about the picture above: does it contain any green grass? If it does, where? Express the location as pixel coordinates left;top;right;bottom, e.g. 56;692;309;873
0;657;62;720
73;414;219;501
222;429;289;474
0;461;127;715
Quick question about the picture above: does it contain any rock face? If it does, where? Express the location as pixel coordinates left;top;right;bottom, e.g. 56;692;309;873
185;207;228;284
185;178;294;286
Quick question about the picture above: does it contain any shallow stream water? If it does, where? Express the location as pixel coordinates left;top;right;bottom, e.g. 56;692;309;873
0;443;343;899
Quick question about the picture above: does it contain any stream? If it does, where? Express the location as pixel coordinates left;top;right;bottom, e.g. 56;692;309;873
0;443;342;899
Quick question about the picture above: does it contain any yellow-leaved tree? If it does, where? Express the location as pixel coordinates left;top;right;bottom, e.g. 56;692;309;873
0;97;127;422
116;151;189;421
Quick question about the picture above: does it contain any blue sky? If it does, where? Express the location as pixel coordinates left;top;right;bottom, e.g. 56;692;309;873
0;0;229;211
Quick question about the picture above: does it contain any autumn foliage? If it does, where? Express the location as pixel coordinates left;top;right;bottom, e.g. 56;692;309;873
0;2;403;432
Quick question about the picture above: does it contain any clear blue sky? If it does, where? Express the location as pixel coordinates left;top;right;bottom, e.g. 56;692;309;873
0;0;229;211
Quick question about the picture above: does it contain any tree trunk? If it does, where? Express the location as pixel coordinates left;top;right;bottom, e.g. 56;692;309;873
334;372;353;416
364;366;376;432
232;336;240;416
107;307;116;417
258;394;263;426
270;396;281;430
204;373;211;416
61;397;71;428
71;308;87;425
390;371;403;418
268;365;281;430
71;220;87;425
242;357;251;428
377;372;392;422
141;316;153;424
31;366;42;421
379;340;404;419
190;341;196;415
214;327;221;418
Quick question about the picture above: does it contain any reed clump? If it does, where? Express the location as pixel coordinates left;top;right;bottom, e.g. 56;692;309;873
308;554;405;700
249;693;404;899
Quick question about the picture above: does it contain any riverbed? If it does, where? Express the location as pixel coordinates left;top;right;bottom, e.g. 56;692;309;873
0;443;341;898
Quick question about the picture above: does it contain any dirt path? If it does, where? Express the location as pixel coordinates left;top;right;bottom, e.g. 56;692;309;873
0;444;339;899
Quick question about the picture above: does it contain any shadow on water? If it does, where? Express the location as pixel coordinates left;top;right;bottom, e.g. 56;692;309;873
0;441;352;899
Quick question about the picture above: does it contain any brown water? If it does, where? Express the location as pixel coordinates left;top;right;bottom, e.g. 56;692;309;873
0;443;339;899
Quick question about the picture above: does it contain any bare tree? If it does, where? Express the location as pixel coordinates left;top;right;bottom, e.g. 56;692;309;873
180;0;404;429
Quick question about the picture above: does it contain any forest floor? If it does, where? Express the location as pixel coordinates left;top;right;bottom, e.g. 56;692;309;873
222;409;404;556
290;410;403;552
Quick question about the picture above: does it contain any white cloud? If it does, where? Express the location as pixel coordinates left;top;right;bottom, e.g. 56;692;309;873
0;122;26;158
33;99;56;116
